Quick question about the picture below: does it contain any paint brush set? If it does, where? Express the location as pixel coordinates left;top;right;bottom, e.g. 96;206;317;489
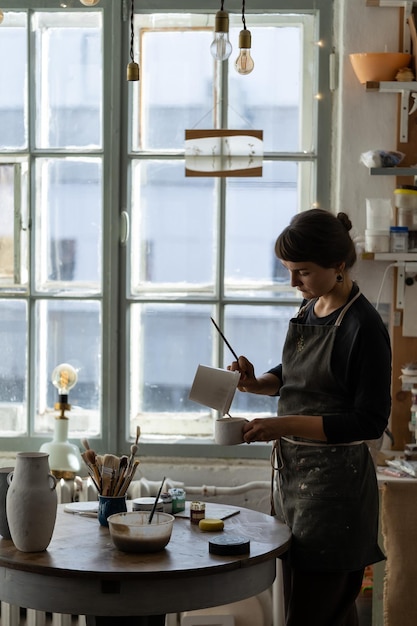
80;427;141;496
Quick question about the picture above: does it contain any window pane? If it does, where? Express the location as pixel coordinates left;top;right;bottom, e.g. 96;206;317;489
34;300;101;437
33;12;102;149
224;161;309;296
0;11;27;150
34;158;102;293
228;15;315;153
137;24;214;150
223;304;297;415
0;161;29;289
130;160;216;293
0;300;27;436
129;303;213;438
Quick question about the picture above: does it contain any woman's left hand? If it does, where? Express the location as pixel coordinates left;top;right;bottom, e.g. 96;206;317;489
243;417;284;443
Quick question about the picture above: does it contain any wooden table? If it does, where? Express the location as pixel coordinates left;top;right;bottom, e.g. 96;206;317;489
0;503;291;626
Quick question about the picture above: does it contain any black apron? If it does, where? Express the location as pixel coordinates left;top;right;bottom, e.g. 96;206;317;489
273;291;385;572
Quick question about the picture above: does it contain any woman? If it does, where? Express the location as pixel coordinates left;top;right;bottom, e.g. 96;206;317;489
228;209;391;626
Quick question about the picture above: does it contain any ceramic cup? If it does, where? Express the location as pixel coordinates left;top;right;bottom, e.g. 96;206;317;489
0;467;14;539
214;417;248;446
98;495;127;527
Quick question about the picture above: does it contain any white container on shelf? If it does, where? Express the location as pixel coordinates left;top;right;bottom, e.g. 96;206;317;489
366;198;392;231
394;187;417;210
365;229;390;253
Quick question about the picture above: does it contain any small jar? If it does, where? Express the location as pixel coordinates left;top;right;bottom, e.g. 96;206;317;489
168;487;186;513
190;501;206;525
390;226;408;253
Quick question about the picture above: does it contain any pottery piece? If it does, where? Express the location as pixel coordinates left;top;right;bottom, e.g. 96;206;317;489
6;452;57;552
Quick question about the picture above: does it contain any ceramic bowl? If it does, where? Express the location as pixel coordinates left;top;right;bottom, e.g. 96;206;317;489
108;511;175;553
349;52;412;84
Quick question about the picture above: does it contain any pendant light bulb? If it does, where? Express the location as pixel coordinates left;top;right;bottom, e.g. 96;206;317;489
210;10;232;61
80;0;101;6
235;29;254;75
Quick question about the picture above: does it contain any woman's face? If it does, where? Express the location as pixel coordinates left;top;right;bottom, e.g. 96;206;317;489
281;260;339;299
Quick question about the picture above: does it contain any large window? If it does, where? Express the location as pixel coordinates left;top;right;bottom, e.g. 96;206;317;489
0;0;332;458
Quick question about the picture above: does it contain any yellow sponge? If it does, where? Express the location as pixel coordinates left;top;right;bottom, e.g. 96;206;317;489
198;518;224;532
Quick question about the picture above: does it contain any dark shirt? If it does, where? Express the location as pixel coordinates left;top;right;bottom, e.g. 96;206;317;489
268;284;392;444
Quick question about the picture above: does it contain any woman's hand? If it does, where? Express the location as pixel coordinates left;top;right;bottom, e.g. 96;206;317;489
227;356;259;392
242;415;327;444
242;417;284;443
227;356;281;396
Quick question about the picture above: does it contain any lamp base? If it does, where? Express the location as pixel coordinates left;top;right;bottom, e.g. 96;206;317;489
51;469;77;480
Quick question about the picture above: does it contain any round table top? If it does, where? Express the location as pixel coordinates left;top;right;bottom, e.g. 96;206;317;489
0;502;291;617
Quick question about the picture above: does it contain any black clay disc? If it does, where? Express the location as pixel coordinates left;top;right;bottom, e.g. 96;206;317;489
208;535;250;556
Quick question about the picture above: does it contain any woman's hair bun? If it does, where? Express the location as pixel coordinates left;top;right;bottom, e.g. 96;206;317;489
337;212;352;232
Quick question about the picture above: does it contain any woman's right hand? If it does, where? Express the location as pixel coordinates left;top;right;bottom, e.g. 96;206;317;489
228;356;281;396
227;356;259;393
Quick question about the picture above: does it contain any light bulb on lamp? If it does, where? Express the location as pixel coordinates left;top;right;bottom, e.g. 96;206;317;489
80;0;100;6
210;10;232;61
235;29;254;75
40;363;83;480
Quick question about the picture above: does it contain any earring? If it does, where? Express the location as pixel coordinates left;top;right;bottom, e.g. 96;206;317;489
336;274;343;283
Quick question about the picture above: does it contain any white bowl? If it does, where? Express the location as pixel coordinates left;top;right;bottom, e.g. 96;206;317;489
108;511;174;553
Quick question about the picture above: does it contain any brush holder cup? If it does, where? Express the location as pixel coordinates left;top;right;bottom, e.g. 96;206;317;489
98;495;127;527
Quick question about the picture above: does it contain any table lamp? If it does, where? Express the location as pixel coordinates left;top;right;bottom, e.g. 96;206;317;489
40;363;83;480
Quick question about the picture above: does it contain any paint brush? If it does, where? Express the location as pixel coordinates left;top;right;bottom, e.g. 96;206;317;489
148;476;166;524
210;317;239;361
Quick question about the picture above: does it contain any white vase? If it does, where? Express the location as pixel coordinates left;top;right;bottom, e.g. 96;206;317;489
6;452;58;552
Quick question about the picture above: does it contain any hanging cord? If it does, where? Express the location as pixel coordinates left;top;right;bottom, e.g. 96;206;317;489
220;0;225;10
241;0;247;30
129;0;135;64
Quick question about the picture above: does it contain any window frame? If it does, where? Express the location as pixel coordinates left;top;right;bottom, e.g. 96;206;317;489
0;0;332;461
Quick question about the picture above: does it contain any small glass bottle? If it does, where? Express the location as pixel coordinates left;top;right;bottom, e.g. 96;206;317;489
190;501;206;525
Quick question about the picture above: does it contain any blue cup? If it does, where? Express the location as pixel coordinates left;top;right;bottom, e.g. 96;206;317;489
98;495;127;527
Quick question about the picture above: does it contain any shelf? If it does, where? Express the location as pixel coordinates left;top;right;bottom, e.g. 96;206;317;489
370;167;417;177
362;252;417;260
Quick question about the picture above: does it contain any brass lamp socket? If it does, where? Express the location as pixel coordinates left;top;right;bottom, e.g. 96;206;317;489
54;402;71;418
215;10;229;34
238;29;251;49
127;62;140;81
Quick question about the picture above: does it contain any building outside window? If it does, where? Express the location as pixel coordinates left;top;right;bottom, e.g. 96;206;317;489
0;0;332;459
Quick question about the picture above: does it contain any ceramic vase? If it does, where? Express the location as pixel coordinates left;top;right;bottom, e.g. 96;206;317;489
6;452;58;552
0;466;14;539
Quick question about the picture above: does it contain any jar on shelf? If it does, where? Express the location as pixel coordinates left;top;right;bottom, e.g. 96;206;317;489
394;186;417;251
389;226;408;253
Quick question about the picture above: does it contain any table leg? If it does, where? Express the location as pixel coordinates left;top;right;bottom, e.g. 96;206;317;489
85;616;166;626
